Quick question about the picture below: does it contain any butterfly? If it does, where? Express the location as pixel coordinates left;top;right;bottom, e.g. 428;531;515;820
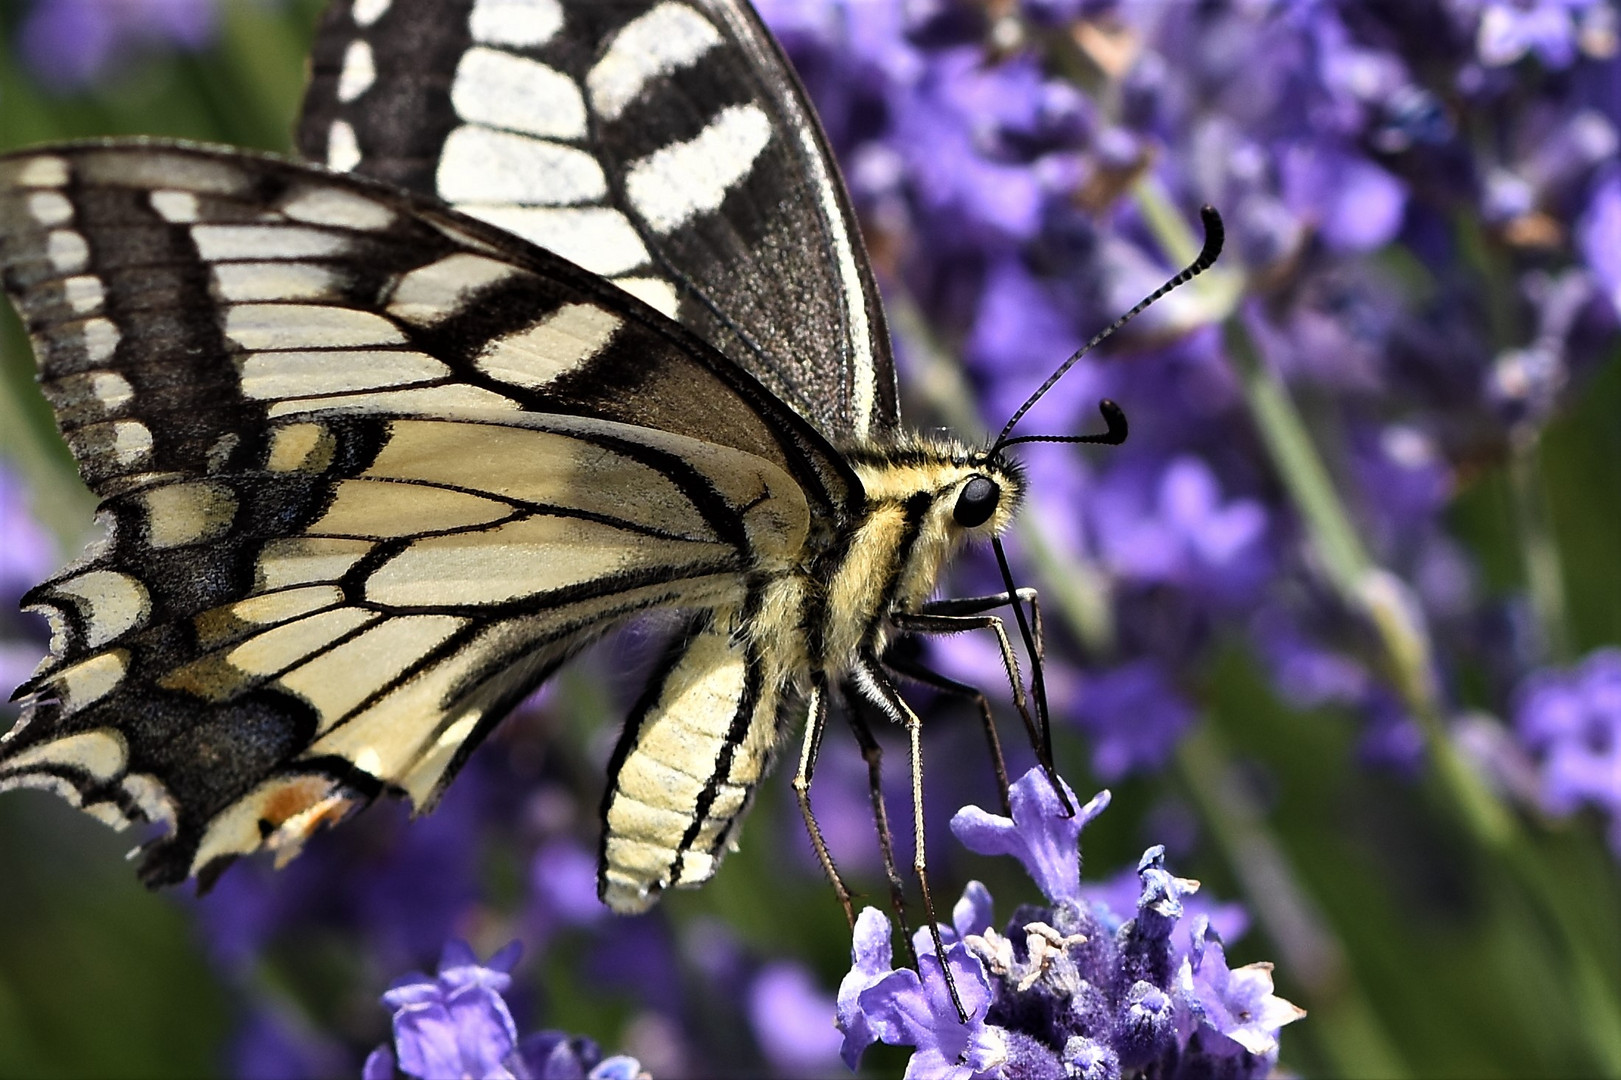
0;0;1219;929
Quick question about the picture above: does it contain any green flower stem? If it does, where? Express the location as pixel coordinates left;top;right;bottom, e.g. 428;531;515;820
1508;416;1573;666
1457;212;1573;665
1176;725;1409;1080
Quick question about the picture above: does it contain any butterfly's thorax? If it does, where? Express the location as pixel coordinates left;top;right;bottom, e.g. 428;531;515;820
815;437;1024;675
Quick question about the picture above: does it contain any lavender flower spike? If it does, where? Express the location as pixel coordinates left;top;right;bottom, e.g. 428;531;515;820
376;939;523;1080
860;929;1009;1079
950;768;1110;904
1178;917;1308;1059
843;766;1303;1077
367;940;648;1080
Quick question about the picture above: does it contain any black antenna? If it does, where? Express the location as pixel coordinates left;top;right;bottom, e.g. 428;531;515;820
993;206;1224;450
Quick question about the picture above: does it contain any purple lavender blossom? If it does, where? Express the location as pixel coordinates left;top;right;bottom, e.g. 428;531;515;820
838;768;1304;1077
1472;0;1606;68
950;770;1107;904
377;939;524;1079
18;0;220;91
1089;455;1270;607
746;962;843;1074
1577;169;1621;318
0;465;55;697
844;917;1009;1079
1069;661;1197;781
367;940;646;1080
1514;649;1621;852
1177;917;1307;1063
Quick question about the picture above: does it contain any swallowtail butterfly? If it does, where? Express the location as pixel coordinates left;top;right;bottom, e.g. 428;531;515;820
0;0;1220;926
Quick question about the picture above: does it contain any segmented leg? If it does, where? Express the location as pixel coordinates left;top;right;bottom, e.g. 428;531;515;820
791;676;856;927
850;654;968;1024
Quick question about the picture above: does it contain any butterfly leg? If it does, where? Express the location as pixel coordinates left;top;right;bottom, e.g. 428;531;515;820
791;675;858;928
839;679;914;952
905;592;1041;743
882;643;1012;816
850;654;969;1023
908;589;1073;817
893;597;1046;810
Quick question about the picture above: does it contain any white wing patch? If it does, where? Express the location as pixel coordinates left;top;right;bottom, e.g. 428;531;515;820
279;186;396;231
327;120;362;171
223;305;406;351
625;103;773;234
463;206;651;277
192;224;350;262
351;0;391;26
65;420;153;471
149;189;200;223
25;190;73;226
474;302;622;391
385;253;520;326
586;3;723;122
48;229;88;273
213;262;347;303
136;481;238;549
469;0;562;48
45;570;151;649
263;383;522;418
452;48;586;140
337;39;377;103
238;349;452;400
276;613;471;730
436;126;606;205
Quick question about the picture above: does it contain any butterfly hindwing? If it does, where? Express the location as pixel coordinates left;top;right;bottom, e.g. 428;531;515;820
0;142;823;887
297;0;899;444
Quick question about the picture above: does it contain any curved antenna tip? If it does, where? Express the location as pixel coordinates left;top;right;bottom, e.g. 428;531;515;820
997;398;1128;450
1097;398;1128;444
1197;206;1225;268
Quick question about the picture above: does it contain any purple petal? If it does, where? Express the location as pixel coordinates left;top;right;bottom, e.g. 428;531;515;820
391;1000;472;1080
1281;141;1406;252
362;1046;396;1080
953;881;996;939
1579;171;1621;319
950;768;1098;903
747;962;841;1072
838;907;897;1069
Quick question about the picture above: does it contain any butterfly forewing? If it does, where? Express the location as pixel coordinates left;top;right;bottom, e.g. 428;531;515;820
0;143;827;888
297;0;898;444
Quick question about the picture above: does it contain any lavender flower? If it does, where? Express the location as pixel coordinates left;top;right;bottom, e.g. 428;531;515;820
365;940;647;1080
747;962;842;1074
839;913;1009;1079
1069;662;1196;782
1514;649;1621;852
837;769;1304;1077
17;0;221;91
1471;0;1609;69
0;465;55;698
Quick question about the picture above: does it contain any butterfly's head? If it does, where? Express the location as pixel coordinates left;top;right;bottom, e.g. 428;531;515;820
849;436;1025;537
950;449;1025;539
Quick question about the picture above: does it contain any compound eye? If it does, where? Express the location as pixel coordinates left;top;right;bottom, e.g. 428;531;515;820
953;475;1000;528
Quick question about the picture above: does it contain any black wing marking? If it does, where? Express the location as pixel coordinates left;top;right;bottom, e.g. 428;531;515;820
0;141;824;886
297;0;899;443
